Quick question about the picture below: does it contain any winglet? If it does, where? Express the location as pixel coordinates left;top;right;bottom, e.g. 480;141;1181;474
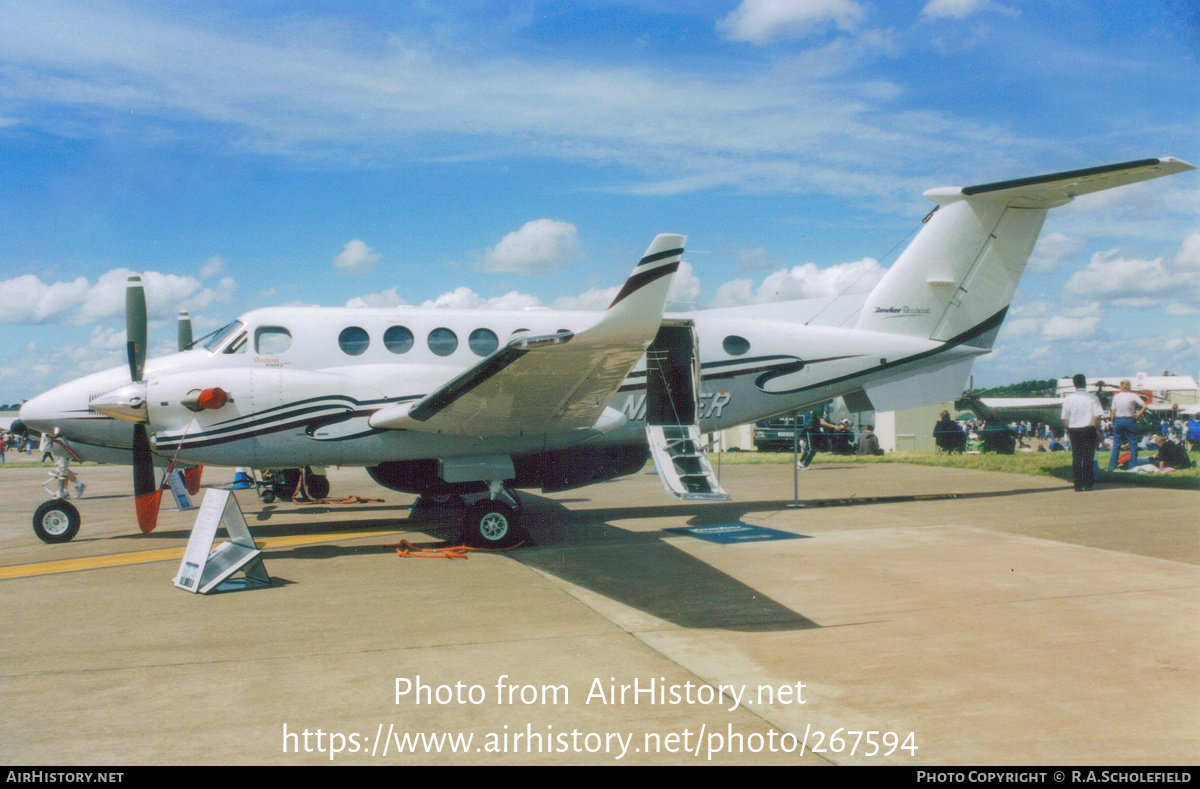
598;233;685;341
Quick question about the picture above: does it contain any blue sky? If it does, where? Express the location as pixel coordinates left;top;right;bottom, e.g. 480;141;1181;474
2;0;1198;403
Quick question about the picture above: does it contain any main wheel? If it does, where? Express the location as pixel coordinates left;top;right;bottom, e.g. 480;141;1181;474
33;500;81;544
304;469;330;499
463;500;521;548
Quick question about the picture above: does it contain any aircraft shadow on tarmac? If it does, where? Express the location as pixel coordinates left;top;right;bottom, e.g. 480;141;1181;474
497;483;1068;633
101;481;1059;629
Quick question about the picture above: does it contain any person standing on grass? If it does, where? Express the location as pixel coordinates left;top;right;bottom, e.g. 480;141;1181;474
1061;373;1104;492
1108;380;1148;471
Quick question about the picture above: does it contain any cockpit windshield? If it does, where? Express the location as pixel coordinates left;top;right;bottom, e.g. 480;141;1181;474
203;320;245;353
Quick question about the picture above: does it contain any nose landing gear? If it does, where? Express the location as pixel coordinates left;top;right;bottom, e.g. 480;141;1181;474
33;499;81;544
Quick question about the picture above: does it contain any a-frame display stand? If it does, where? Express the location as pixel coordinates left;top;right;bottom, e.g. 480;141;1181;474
173;488;270;594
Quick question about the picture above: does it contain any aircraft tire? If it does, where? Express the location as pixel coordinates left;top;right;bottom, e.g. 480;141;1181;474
463;500;521;549
304;471;330;499
259;488;276;504
33;500;81;544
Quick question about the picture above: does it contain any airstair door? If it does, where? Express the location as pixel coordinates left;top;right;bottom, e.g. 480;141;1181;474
644;321;730;501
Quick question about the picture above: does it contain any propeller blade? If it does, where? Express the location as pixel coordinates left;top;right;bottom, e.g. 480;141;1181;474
132;423;161;533
178;311;193;352
126;275;147;382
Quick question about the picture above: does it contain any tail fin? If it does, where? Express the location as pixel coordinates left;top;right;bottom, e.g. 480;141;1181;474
855;157;1195;346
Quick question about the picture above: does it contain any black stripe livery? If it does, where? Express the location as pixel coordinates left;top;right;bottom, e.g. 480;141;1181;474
608;259;680;307
636;246;685;268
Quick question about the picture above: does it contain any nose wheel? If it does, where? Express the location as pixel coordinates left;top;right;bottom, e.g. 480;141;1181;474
33;500;81;543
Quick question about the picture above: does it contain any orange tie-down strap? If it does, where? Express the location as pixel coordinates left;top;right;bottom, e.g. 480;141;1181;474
300;494;386;504
386;538;526;560
285;491;384;503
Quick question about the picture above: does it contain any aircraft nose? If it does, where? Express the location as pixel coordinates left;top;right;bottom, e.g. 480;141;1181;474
18;389;67;434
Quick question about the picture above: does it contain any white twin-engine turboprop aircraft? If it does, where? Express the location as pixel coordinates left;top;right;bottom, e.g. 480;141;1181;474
19;157;1195;546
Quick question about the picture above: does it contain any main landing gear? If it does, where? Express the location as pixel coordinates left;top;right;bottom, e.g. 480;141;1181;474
256;467;331;503
461;482;523;549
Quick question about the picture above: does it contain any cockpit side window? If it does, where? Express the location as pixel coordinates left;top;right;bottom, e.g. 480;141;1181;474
203;320;244;353
255;326;292;355
224;331;248;354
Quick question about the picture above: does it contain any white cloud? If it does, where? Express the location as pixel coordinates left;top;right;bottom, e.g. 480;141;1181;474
199;256;224;279
346;288;406;309
1027;232;1085;274
334;240;381;275
720;0;865;44
0;0;1078;202
87;325;128;351
419;287;543;311
1165;302;1200;316
1111;297;1158;309
551;287;619;312
666;260;702;308
922;0;989;20
1177;231;1200;268
1000;317;1040;337
0;268;218;325
1042;315;1100;340
1060;302;1101;319
736;246;781;272
482;220;581;276
0;274;90;323
709;257;884;308
1064;250;1177;301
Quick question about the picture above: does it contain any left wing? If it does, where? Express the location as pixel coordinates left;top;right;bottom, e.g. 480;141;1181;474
368;234;684;437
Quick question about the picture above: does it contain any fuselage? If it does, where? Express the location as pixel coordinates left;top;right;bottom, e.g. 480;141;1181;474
20;298;985;470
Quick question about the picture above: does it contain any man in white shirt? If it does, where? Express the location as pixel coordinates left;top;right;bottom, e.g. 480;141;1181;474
1061;374;1104;492
1107;379;1148;471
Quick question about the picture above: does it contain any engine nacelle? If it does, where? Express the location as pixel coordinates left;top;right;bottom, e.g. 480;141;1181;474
366;444;650;496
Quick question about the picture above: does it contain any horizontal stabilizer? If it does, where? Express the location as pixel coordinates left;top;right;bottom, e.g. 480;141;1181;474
949;157;1196;208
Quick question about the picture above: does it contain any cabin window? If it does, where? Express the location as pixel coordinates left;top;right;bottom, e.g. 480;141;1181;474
338;326;370;356
254;326;292;355
384;325;414;354
468;328;499;357
428;327;458;356
723;335;750;356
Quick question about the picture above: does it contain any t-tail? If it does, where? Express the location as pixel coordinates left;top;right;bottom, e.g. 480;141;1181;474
855;157;1195;346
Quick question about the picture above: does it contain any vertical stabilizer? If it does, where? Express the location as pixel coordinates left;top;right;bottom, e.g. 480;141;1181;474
856;157;1195;347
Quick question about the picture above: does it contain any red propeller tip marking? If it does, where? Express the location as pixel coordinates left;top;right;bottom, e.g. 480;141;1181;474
135;490;163;534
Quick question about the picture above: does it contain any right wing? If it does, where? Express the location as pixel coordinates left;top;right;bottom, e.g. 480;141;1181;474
368;234;684;437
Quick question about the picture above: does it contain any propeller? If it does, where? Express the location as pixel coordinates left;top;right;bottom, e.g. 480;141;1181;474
126;275;161;534
178;311;193;352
